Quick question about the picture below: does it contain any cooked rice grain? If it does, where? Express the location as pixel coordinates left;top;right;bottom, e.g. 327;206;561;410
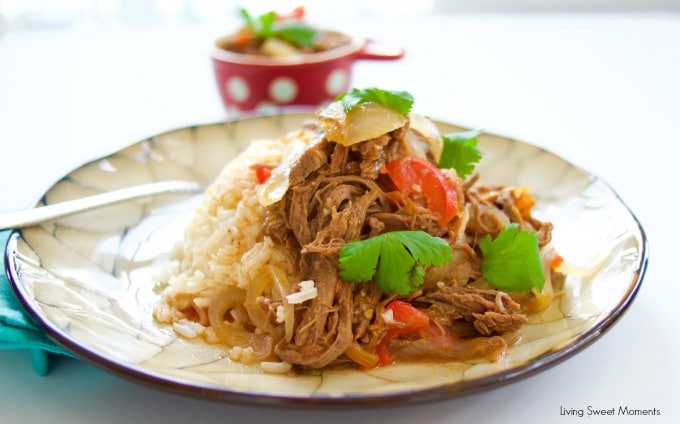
154;136;291;324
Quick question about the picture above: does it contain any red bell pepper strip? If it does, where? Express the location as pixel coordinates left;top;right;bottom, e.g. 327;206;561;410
253;165;273;184
385;300;430;334
375;300;431;367
385;157;458;227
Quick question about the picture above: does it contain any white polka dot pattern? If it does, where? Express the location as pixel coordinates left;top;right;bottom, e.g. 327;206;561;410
226;77;249;102
325;69;348;95
269;77;298;103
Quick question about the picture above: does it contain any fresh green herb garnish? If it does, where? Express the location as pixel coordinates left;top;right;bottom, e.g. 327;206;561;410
338;231;453;295
479;224;545;293
274;22;317;47
240;8;316;48
337;88;415;115
437;129;483;178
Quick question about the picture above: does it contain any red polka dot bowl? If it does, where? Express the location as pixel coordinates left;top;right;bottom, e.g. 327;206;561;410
210;37;404;113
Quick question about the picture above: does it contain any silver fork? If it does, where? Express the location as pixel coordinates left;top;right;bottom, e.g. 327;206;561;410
0;180;202;231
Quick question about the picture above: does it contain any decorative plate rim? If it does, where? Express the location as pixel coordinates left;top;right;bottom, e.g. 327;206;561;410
4;113;649;407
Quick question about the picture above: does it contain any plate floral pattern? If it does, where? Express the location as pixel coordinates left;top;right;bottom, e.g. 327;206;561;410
5;113;647;405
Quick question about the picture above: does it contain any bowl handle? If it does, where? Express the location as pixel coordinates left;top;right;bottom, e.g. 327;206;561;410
354;39;405;61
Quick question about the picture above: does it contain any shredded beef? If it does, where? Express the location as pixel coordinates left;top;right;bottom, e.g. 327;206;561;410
465;183;553;246
351;283;385;349
266;125;436;368
414;282;527;336
274;254;353;368
263;119;546;369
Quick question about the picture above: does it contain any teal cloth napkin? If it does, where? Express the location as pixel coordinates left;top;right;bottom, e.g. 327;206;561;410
1;230;74;375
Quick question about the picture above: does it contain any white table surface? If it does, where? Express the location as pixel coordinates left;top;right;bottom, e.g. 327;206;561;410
1;11;678;423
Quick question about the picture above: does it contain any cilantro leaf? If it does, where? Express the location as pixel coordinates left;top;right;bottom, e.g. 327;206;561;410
479;224;545;293
337;88;414;115
338;231;452;295
240;8;316;48
272;22;316;48
438;129;483;178
241;8;276;38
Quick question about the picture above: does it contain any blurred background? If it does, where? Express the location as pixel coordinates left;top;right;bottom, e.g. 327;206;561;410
2;0;680;33
1;0;678;210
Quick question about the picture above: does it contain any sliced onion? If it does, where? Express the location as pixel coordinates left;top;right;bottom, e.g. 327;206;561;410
409;113;443;162
318;101;407;146
244;269;271;331
268;265;295;343
401;129;430;162
208;287;273;360
529;250;556;312
207;287;247;346
256;138;308;206
207;287;246;331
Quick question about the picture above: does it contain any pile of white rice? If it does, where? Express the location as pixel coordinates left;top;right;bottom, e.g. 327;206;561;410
153;129;310;335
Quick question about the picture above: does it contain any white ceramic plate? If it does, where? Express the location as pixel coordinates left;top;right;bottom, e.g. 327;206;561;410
4;112;647;406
